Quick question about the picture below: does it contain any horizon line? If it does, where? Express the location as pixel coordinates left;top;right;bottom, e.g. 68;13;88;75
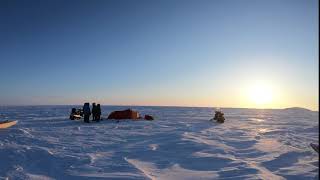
0;104;317;112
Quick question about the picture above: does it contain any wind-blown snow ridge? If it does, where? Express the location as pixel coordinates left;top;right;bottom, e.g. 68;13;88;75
0;106;318;179
125;157;219;180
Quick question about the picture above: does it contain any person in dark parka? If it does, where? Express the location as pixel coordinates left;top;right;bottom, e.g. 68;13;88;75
70;108;76;120
96;104;101;121
92;103;97;121
83;103;91;123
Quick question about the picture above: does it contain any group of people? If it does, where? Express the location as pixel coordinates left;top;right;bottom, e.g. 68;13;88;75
82;102;101;123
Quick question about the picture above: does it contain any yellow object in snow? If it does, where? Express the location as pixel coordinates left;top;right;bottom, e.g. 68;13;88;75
0;120;18;129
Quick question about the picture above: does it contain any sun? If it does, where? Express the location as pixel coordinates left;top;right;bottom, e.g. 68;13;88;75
247;83;273;105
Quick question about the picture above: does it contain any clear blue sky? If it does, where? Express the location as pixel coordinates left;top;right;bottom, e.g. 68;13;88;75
0;0;318;110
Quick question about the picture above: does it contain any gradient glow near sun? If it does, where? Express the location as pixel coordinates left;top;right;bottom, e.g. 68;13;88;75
247;83;273;106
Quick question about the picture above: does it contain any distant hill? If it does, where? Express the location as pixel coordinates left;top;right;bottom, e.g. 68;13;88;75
283;107;314;112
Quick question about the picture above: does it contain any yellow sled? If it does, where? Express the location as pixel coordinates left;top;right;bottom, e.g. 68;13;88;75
0;120;18;129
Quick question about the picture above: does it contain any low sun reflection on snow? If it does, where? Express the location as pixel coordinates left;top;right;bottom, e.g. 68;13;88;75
258;128;269;133
250;118;265;122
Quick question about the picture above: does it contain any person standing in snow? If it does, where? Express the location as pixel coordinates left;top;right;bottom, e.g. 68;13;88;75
92;103;97;121
96;104;101;121
83;103;91;123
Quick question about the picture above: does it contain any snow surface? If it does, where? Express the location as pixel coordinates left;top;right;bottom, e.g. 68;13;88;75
0;106;318;180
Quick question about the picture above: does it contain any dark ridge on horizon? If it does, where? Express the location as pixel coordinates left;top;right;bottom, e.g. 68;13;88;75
283;107;316;112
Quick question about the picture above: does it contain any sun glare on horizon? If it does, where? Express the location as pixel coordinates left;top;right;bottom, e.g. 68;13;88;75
247;82;273;106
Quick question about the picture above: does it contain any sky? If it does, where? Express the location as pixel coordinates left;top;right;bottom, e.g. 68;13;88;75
0;0;318;110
